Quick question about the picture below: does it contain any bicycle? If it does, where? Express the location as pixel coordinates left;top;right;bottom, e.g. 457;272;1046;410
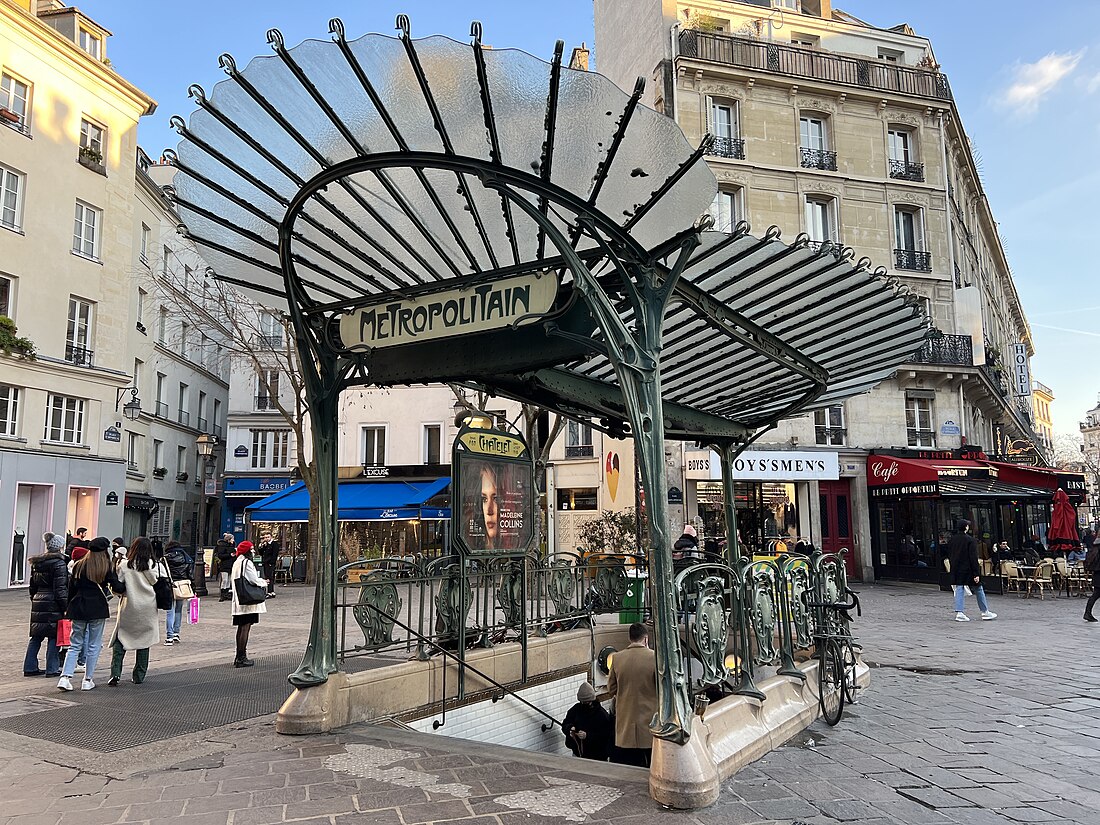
802;588;861;726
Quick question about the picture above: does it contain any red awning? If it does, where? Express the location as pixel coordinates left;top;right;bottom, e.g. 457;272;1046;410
867;454;1079;501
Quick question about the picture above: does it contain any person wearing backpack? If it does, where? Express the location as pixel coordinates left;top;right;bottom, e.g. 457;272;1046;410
1082;540;1100;622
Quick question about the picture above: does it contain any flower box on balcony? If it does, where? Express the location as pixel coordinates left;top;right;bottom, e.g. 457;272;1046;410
153;467;168;479
176;472;189;483
77;146;106;175
0;108;20;123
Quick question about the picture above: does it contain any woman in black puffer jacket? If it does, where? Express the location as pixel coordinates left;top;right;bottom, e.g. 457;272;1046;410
24;534;69;676
162;540;193;645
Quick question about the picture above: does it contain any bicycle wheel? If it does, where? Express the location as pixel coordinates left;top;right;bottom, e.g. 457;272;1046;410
818;638;844;726
838;639;859;704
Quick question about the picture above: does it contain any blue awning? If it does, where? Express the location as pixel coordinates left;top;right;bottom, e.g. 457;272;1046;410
246;477;450;523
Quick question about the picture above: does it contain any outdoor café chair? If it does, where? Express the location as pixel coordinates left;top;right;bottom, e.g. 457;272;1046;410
1000;561;1023;595
1029;561;1056;600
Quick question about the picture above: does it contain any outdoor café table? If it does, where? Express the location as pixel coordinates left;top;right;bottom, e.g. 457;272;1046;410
1016;565;1037;597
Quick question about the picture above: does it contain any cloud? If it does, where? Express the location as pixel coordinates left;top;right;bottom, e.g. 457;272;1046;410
1088;72;1100;94
999;50;1084;116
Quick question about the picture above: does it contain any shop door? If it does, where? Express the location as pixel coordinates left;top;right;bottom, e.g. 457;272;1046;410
820;480;857;579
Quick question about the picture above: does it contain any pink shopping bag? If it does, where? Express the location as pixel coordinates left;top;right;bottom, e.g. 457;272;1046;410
188;596;200;625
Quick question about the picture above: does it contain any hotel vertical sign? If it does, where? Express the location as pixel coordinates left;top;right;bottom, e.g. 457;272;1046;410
1011;342;1031;398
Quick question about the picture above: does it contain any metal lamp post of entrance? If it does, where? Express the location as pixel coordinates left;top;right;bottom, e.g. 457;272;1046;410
192;433;220;596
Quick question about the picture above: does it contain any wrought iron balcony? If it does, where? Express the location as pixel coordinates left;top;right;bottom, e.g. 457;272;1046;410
213;423;224;438
254;334;282;349
565;444;594;458
889;159;925;182
677;30;953;101
177;409;191;427
807;240;844;259
800;147;837;171
155;401;169;418
895;249;932;272
708;135;745;160
911;333;973;367
255;395;275;410
980;364;1010;399
64;343;94;367
198;416;209;432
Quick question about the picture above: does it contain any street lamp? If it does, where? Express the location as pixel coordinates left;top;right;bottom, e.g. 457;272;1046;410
192;433;220;596
115;387;142;421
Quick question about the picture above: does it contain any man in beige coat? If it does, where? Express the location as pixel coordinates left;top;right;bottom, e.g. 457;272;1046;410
606;622;658;767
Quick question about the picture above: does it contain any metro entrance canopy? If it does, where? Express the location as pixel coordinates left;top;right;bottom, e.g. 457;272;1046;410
171;17;929;753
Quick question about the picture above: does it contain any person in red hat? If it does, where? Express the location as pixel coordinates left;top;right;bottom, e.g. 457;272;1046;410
229;540;267;667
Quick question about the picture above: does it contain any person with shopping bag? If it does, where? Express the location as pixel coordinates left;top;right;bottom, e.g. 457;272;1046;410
230;541;267;668
57;538;123;691
24;534;68;677
107;538;161;685
162;540;194;646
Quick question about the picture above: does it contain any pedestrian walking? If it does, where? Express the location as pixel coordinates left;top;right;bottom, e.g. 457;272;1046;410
57;538;123;692
1082;540;1100;622
947;519;997;622
162;540;193;645
606;622;658;767
230;540;267;668
108;537;160;686
260;539;280;597
66;543;91;673
561;681;614;761
65;527;88;558
24;534;68;677
215;533;235;601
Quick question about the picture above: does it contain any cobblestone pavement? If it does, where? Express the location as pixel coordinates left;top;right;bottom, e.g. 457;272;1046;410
1;582;1098;824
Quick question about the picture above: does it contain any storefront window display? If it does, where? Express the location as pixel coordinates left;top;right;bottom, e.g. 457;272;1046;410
696;481;801;556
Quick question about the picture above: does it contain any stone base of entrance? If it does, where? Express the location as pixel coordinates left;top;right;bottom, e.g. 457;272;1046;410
651;654;871;808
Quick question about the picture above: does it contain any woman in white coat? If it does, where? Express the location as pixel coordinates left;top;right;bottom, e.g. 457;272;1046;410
108;537;161;685
230;540;266;667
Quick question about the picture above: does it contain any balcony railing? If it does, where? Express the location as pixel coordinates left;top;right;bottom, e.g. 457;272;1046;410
677;30;953;101
888;159;925;182
895;249;932;272
953;262;963;289
911;333;973;367
807;240;844;259
64;343;95;367
213;423;224;438
708;135;745;160
980;364;1010;399
198;416;209;432
155;401;169;418
254;334;283;349
177;409;190;427
255;395;275;410
565;445;594;459
800;147;837;171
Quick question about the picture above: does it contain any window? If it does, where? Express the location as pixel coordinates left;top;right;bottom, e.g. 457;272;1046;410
894;206;924;251
127;432;140;470
710;101;738;140
162;245;171;277
258;313;283;347
814;405;846;446
72;201;100;258
773;0;798;9
0;274;10;316
557;488;599;511
177;383;189;426
66;297;94;365
157;307;168;343
149;501;173;539
79;29;102;59
153;439;164;470
183;265;193;291
799;116;827;151
176;445;187;475
79;119;104;156
250;429;291;470
566;419;594;458
44;394;84;444
132;358;142;393
791;33;819;48
1;72;30;131
878;48;904;64
0;384;19;437
180;321;189;359
906;396;935;448
423;424;442;464
362;425;386;466
709;189;744;233
256;369;279;409
887;129;912;165
197;390;207;431
155;373;166;417
1;164;24;231
212;398;222;436
139;224;150;264
804;196;838;243
199;333;209;369
135;288;146;332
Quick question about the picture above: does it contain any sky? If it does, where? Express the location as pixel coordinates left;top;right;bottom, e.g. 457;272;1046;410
76;0;1100;438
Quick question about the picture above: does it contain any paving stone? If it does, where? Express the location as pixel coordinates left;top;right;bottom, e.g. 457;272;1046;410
814;798;887;821
897;787;975;809
744;796;820;819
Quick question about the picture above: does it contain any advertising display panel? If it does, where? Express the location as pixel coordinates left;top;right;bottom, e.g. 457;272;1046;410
452;423;535;556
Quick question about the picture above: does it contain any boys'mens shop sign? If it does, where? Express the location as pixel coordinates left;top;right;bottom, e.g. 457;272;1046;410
684;450;840;481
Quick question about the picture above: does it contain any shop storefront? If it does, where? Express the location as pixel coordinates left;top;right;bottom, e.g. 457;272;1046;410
221;475;294;542
684;448;842;561
868;447;1087;584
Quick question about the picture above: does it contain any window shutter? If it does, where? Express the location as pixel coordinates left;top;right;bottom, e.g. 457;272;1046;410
704;96;714;137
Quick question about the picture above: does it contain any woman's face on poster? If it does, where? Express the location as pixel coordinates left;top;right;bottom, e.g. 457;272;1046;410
480;467;499;542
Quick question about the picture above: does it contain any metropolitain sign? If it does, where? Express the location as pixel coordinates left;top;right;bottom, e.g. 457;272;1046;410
338;272;558;350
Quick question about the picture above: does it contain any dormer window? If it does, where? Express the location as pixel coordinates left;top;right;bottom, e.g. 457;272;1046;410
79;29;101;60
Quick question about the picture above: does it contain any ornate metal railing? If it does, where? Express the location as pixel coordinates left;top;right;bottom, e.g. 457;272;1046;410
255;395;275;410
673;549;850;708
564;444;594;458
64;343;95;367
708;135;745;160
678;30;952;101
888;159;925;182
800;147;837;171
911;333;973;367
980;364;1010;398
895;249;932;271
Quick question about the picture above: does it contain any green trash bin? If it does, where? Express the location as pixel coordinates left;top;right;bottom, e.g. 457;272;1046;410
620;570;647;623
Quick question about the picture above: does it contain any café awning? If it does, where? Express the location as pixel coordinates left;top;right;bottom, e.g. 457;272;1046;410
247;477;449;523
